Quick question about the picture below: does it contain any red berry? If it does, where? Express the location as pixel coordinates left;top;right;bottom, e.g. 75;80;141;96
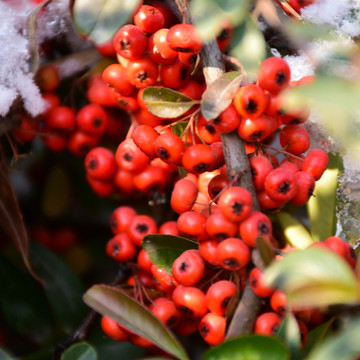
279;124;310;155
172;286;207;318
249;267;275;298
126;57;159;88
217;237;251;271
254;312;282;336
110;206;137;234
171;178;199;214
172;250;205;286
134;5;165;34
77;104;108;136
127;215;157;247
106;233;137;262
206;280;237;315
84;147;116;180
265;168;298;202
301;149;329;181
167;24;203;53
199;313;225;346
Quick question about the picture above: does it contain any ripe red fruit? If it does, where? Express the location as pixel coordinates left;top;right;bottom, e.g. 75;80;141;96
87;176;114;197
126;57;159;88
324;236;356;268
199;239;220;266
172;286;207;318
171;178;199;214
101;316;129;342
249;267;275;298
205;280;237;315
133;5;165;34
113;168;137;195
113;24;148;60
77;104;108;136
177;211;208;241
301;149;329;181
159;221;179;236
133;163;169;194
151;264;176;293
234;84;269;119
154;132;185;164
137;248;153;273
115;139;149;173
218;186;253;223
127;215;157;247
207;174;229;202
216;237;251;271
279;124;310;155
160;58;191;89
67;130;99;157
182;144;217;175
152;28;178;61
132;124;159;158
210;104;241;133
270;290;288;315
110;206;137;234
265;168;298;202
205;210;238;240
167;24;203;53
46;106;76;131
199;313;225;346
290;171;315;206
249;155;274;192
84;147;116;180
106;233;137;262
237;115;277;142
172;250;205;286
102;64;134;96
12;116;39;143
41;129;67;152
36;65;60;92
254;312;282;336
239;211;273;247
150;298;181;328
258;57;291;94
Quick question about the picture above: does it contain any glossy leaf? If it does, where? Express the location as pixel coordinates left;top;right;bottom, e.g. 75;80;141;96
73;0;141;44
256;236;275;266
203;335;289;360
0;165;40;281
171;121;188;138
201;71;242;120
276;212;313;249
230;18;268;75
142;234;198;275
277;313;301;360
61;342;97;360
307;154;342;242
191;0;248;40
307;316;360;360
264;248;360;309
83;285;190;360
30;242;87;334
143;87;198;119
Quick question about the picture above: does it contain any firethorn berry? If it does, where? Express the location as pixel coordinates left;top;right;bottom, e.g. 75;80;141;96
197;116;221;144
159;221;179;236
265;168;298;202
126;57;159;88
130;334;153;348
36;65;60;92
207;174;229;202
174;317;200;337
172;250;205;286
199;313;226;346
205;210;238;240
270;290;288;315
102;64;134;96
218;186;253;223
167;23;203;53
290;171;315;206
86;76;117;107
133;163;169;193
148;33;177;65
216;237;251;271
150;298;181;328
134;108;164;127
216;24;234;52
41;129;68;152
128;271;154;288
178;52;198;67
127;214;157;247
258;57;291;94
151;265;176;293
171;178;199;214
279;124;310;155
110;91;139;112
41;92;61;115
137;248;153;273
254;312;282;336
132;125;159;158
113;24;148;60
177;211;208;241
12;116;39;143
239;211;273;247
324;236;356;268
209;142;225;171
133;5;165;34
46;106;76;131
152;28;178;61
113;168;137;194
281;107;310;125
250;155;274;192
234;84;269;119
101;316;129;342
249;267;275;298
154;132;185;165
199;240;220;266
301;149;329;181
182;144;217;175
84;147;116;180
106;233;137;262
257;190;285;212
172;286;207;318
278;158;301;174
77;103;108;136
237;115;277;142
178;80;204;100
205;280;237;315
210;104;241;134
115;139;149;173
67;130;99;157
160;58;191;89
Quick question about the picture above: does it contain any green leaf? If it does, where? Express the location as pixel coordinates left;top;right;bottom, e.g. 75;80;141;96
307;154;342;242
200;71;242;120
61;342;97;360
143;87;197;119
0;253;53;344
83;285;190;360
264;248;360;309
230;18;268;75
171;121;188;138
142;234;198;275
30;242;87;334
191;0;248;40
307;316;360;360
275;212;313;249
277;313;301;360
73;0;141;44
203;335;289;360
256;236;275;266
